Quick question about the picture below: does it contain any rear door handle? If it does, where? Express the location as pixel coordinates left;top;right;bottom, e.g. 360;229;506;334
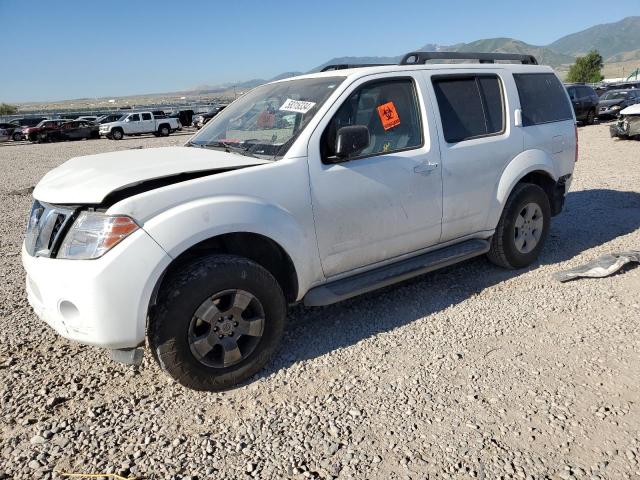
414;161;439;175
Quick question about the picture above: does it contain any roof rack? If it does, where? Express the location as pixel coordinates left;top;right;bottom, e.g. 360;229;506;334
399;51;538;65
320;64;391;72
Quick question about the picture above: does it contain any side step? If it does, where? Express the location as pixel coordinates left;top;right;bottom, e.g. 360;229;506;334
304;239;490;307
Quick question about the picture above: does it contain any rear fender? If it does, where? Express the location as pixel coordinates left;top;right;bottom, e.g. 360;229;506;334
486;149;558;229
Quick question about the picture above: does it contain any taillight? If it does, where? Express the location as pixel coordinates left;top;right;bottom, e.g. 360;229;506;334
574;123;578;162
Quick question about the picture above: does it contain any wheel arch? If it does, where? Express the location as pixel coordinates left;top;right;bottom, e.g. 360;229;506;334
487;149;559;229
150;231;300;310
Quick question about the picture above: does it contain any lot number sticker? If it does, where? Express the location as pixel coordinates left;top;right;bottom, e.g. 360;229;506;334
279;99;316;114
377;102;400;130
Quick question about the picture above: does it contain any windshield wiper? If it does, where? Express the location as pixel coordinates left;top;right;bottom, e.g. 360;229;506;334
204;141;263;159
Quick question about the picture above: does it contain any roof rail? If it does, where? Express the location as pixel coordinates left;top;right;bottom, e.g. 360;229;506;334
320;64;391;72
400;51;538;65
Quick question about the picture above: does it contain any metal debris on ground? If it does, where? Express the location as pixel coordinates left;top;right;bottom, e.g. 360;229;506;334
554;251;640;282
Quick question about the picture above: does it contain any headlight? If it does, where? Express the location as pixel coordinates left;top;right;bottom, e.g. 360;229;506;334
57;211;139;260
612;105;622;110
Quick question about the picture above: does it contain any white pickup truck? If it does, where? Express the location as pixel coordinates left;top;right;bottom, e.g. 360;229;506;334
99;111;180;140
23;52;576;391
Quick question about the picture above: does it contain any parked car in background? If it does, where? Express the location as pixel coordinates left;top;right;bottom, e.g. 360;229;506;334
23;52;577;390
41;121;100;142
598;89;640;118
10;117;47;128
75;116;99;122
96;114;124;124
565;84;599;124
22;119;67;142
0;122;26;141
192;105;228;129
610;104;640;140
99;111;180;140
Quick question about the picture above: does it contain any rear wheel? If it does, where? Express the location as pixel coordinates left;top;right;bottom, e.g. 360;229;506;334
12;132;22;141
149;254;286;391
159;124;170;137
586;109;596;125
488;183;551;269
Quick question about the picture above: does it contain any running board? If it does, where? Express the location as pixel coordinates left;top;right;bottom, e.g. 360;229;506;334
304;239;490;307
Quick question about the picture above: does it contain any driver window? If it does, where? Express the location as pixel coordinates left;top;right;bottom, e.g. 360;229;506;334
322;78;423;161
129;114;140;122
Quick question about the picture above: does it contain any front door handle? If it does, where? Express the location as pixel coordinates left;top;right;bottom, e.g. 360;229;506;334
414;161;439;175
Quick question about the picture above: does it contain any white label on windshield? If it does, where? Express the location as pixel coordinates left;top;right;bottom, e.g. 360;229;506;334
279;99;316;114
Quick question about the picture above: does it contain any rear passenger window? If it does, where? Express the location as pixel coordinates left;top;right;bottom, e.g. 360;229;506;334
513;73;573;126
432;75;504;143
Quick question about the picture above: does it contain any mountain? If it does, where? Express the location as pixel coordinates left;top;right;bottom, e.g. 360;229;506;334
549;16;640;59
188;16;640;97
453;38;575;67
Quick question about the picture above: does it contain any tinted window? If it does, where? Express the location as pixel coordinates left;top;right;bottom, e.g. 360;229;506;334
514;73;573;126
129;114;140;122
142;113;152;120
567;87;577;100
322;78;423;160
432;75;504;143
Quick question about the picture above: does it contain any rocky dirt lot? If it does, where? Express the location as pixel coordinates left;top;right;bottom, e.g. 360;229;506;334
0;125;639;480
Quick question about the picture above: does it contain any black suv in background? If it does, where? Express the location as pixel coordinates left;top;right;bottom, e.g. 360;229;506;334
565;84;599;125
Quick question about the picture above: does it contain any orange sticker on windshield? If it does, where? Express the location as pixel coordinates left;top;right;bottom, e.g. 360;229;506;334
377;102;400;130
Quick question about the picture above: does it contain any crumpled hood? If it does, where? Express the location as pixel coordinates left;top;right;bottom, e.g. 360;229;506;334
33;146;269;204
621;104;640;116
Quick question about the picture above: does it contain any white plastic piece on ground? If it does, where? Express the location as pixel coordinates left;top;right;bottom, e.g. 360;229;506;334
554;251;640;282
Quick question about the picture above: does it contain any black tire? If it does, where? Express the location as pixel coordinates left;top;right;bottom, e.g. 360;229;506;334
149;254;286;391
111;128;123;140
158;124;170;137
586;109;596;125
12;132;22;141
487;183;551;269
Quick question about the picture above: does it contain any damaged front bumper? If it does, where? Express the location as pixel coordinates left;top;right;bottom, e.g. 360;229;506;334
610;115;640;139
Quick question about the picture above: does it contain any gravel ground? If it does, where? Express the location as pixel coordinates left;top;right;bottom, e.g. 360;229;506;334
0;124;639;480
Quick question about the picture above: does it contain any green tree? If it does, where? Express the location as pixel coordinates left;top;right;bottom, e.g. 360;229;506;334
566;50;604;83
0;103;18;115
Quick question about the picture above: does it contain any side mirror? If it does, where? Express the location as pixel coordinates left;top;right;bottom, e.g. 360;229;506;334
334;125;370;160
125;117;131;122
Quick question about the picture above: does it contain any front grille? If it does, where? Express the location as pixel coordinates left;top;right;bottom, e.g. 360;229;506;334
25;201;76;257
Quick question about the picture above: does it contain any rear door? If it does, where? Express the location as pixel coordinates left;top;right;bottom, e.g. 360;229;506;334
140;112;154;133
425;70;522;241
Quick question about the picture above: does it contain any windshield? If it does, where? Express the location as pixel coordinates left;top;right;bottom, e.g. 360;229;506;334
189;76;344;159
602;91;629;100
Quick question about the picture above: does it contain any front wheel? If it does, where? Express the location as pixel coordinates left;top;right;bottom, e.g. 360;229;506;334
12;132;22;141
149;254;286;391
487;183;551;269
111;129;123;140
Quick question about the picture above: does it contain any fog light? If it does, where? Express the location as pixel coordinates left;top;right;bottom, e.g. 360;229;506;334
59;301;80;321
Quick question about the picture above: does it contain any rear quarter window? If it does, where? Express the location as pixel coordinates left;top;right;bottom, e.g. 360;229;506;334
514;73;573;126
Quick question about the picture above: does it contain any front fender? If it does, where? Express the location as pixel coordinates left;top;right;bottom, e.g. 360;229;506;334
140;195;320;300
487;149;559;229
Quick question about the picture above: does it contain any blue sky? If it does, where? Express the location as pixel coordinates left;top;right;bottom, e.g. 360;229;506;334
1;0;636;102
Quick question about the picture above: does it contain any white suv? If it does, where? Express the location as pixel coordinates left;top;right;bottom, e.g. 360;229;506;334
23;52;576;390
